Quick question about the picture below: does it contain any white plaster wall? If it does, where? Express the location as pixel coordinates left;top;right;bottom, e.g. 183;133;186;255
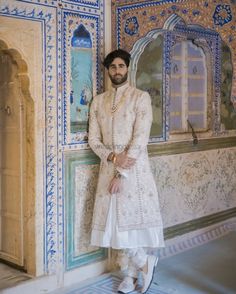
0;15;44;276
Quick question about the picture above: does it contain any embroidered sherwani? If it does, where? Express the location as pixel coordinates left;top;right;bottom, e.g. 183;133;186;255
88;83;164;249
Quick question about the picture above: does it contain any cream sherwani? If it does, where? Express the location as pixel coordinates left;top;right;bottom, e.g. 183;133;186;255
88;83;164;249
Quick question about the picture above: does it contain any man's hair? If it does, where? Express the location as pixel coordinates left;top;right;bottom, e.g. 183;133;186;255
103;49;131;69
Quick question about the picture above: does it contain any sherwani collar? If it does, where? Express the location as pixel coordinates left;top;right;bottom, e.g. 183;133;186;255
111;82;129;96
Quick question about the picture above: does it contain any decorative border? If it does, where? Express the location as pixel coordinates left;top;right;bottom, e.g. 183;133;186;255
14;0;57;7
162;31;171;141
61;0;100;9
15;0;100;9
64;150;107;270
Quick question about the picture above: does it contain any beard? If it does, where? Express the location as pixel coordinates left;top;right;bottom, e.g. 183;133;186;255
109;72;128;85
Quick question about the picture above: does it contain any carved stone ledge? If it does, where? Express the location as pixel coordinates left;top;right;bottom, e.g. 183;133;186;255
148;136;236;157
164;207;236;240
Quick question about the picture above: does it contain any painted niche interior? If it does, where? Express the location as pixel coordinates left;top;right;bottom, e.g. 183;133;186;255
70;25;93;141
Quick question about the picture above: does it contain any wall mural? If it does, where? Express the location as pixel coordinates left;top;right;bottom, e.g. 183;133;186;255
135;34;164;139
112;0;236;110
62;9;104;146
150;148;236;227
220;41;236;130
70;25;93;139
0;0;105;275
65;151;107;270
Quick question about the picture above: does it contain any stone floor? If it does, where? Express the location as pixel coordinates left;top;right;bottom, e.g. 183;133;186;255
1;230;236;294
52;231;236;294
0;263;31;290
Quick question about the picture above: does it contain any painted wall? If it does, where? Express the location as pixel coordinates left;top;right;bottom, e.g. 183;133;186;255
111;0;236;107
0;0;106;279
0;0;236;291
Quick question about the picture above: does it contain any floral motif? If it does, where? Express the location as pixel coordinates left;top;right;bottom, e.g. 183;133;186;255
213;4;232;26
74;165;99;254
177;155;211;214
124;16;139;36
214;151;236;206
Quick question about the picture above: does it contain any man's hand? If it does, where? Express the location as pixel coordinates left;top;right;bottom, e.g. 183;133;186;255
108;177;123;194
116;151;136;169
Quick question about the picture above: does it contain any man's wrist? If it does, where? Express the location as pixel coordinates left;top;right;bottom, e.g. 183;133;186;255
114;170;124;179
107;152;114;161
107;152;117;164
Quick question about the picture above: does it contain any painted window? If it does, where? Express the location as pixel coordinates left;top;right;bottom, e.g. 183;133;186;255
131;22;223;142
170;40;207;133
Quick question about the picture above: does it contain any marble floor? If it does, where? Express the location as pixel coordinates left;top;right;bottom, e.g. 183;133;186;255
52;231;236;294
1;231;236;294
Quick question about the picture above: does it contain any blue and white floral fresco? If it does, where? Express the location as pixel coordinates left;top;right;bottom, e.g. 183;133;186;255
70;25;93;138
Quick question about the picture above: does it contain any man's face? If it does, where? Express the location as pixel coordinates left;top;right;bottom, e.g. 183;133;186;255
108;57;128;86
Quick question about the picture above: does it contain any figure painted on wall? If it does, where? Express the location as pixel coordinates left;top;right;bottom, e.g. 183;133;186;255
70;24;93;141
88;49;164;294
220;41;236;130
136;35;163;138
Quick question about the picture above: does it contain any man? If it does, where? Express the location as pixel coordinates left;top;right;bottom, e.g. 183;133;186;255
88;49;164;294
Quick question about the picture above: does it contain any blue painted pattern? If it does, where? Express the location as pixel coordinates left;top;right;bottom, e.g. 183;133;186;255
125;16;139;36
62;0;100;9
0;0;59;273
213;4;232;27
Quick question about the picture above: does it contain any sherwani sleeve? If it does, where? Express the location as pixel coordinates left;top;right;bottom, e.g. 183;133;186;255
88;98;111;163
126;91;152;159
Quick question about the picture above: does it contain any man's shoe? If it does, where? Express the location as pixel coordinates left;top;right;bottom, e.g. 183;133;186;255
117;276;137;293
141;255;158;293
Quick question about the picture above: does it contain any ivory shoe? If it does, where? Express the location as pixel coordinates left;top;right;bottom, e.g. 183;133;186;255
141;255;158;294
117;276;137;293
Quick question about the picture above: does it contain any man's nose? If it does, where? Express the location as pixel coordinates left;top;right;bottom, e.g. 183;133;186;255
114;67;121;74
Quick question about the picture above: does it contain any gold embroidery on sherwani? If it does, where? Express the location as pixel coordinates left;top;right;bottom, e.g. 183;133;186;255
89;85;163;231
104;87;131;115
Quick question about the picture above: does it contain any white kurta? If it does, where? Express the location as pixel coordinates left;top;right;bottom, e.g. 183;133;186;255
91;195;165;249
88;82;164;249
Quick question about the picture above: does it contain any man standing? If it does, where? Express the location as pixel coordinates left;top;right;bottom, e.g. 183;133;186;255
88;49;164;294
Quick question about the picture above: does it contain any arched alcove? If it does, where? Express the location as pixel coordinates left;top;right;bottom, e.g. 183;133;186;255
0;39;35;274
129;14;188;142
130;14;222;143
70;24;93;137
